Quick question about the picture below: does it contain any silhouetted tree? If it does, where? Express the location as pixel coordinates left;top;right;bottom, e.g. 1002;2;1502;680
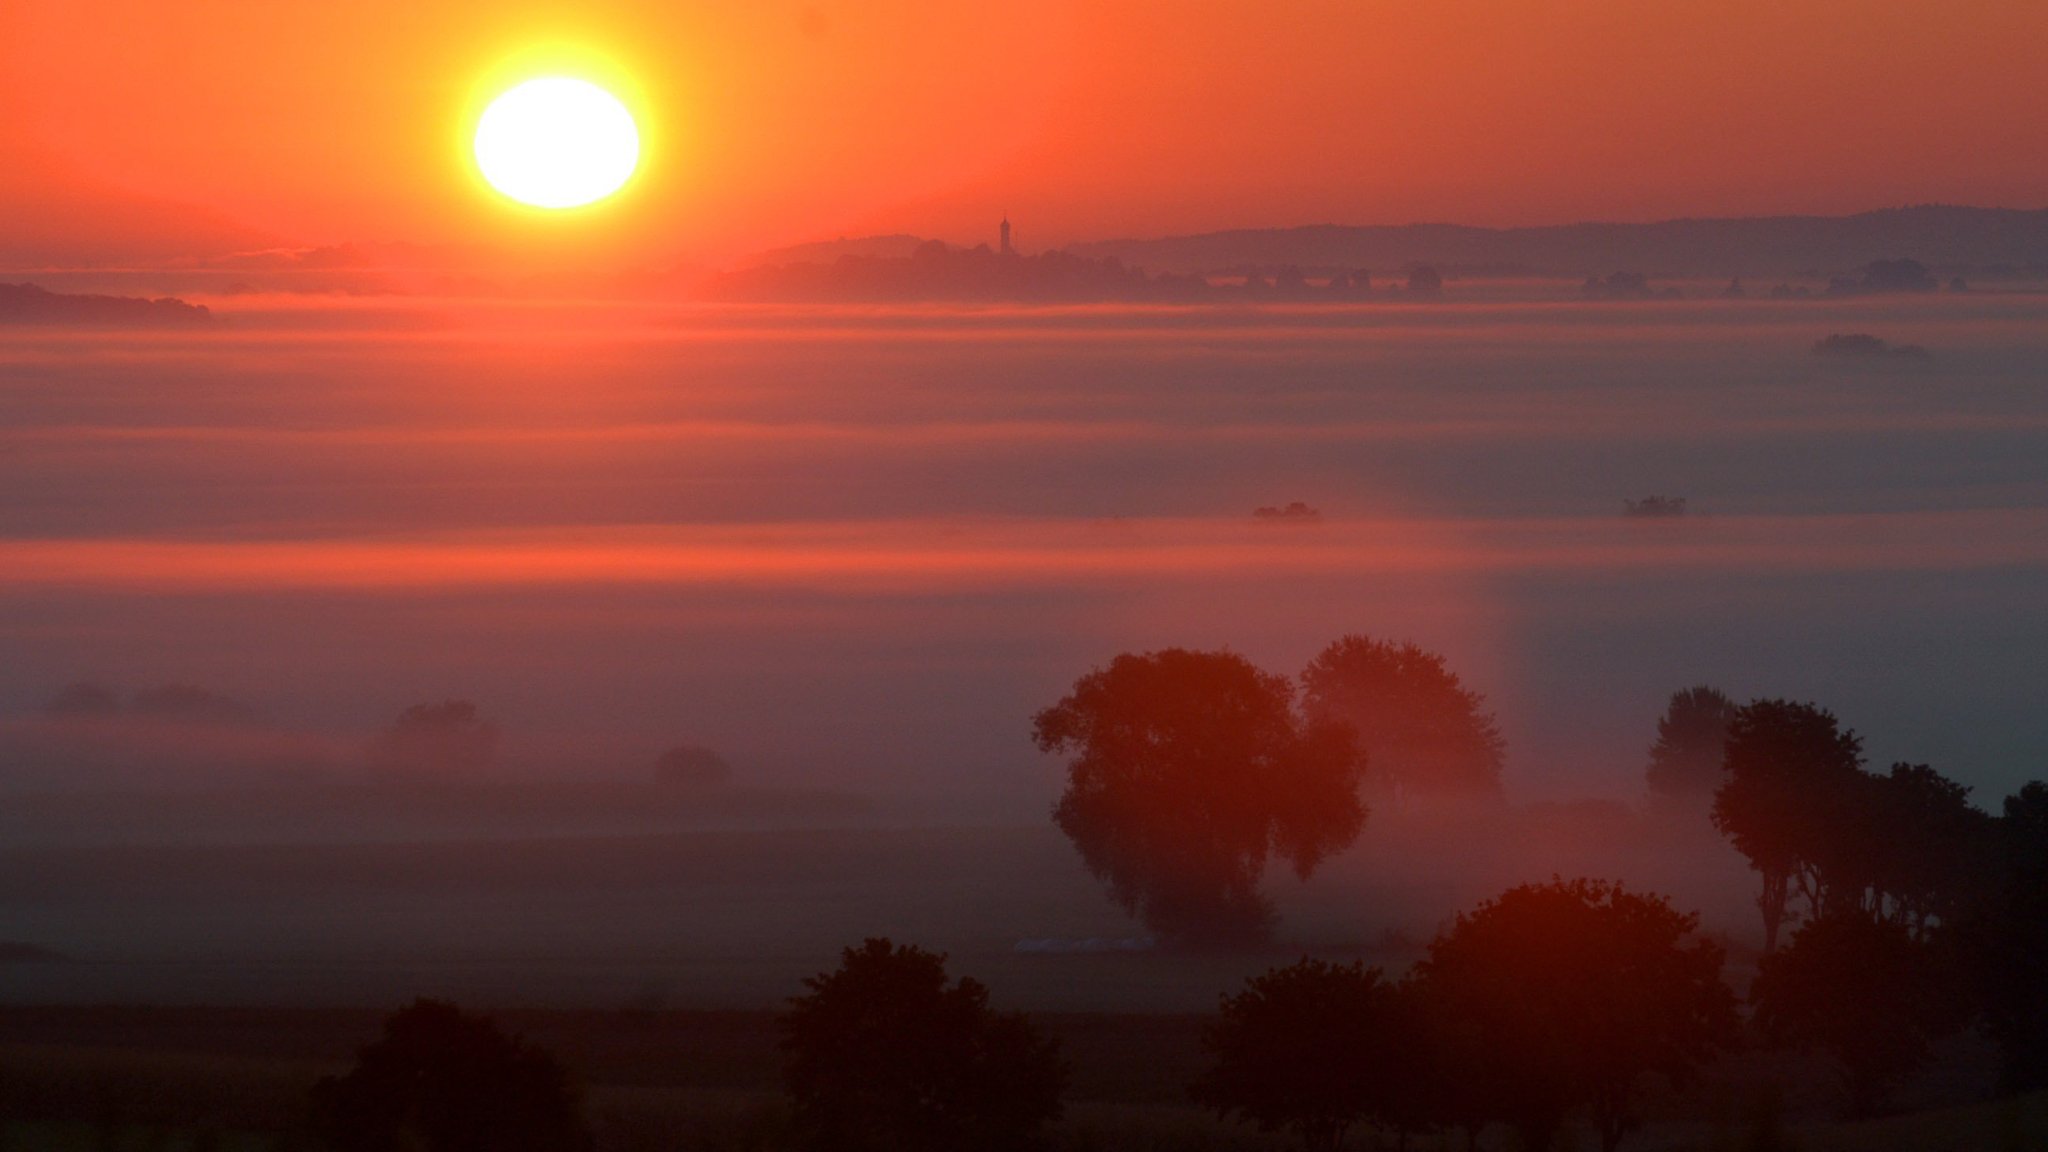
1409;879;1737;1152
1711;700;1865;951
1644;686;1738;804
1298;636;1504;801
1385;976;1488;1151
1858;763;1991;935
1406;266;1443;294
653;744;731;787
44;681;120;717
309;999;587;1152
779;938;1065;1152
1953;781;2048;1091
1583;271;1656;300
1750;912;1962;1115
1034;650;1366;946
1191;959;1414;1152
369;700;497;775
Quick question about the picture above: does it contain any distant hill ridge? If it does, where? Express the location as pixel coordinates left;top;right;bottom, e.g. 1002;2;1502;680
1062;205;2048;279
746;234;929;268
0;282;213;326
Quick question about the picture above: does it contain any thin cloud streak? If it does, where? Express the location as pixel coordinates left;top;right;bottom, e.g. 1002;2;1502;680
3;510;2043;594
10;410;2048;451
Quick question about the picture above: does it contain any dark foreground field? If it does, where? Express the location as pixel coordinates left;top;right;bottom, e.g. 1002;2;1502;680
0;1006;2040;1152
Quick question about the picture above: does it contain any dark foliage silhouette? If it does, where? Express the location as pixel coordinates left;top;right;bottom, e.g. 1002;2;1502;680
1622;495;1689;518
1750;913;1963;1115
1711;700;1865;952
309;999;587;1152
1033;649;1367;946
1812;333;1930;359
653;743;732;786
1190;959;1411;1152
1857;762;1991;935
778;938;1064;1152
1644;686;1737;803
1953;780;2048;1091
1712;700;1991;952
1383;975;1490;1150
1409;878;1737;1152
1253;501;1322;522
1298;635;1504;801
369;700;498;775
1405;265;1443;294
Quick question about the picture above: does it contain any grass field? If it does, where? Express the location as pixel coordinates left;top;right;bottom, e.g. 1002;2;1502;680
0;1006;2036;1152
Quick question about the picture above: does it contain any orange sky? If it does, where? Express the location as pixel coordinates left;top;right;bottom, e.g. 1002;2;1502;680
3;0;2046;266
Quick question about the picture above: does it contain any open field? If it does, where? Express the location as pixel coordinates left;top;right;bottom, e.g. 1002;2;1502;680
0;1006;2035;1152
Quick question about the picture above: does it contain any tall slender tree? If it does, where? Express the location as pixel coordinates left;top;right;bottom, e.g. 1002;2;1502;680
1711;699;1865;951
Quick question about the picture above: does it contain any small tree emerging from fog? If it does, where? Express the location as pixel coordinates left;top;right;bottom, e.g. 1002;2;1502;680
654;744;731;787
44;681;121;717
369;700;498;775
779;938;1065;1152
1644;686;1738;804
1298;635;1504;800
1034;648;1367;946
1410;879;1738;1152
310;999;586;1152
1191;959;1410;1152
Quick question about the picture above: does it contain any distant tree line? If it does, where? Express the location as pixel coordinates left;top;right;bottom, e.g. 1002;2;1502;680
703;241;1450;304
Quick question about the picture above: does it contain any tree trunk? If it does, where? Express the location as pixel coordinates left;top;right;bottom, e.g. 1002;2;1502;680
1759;868;1789;953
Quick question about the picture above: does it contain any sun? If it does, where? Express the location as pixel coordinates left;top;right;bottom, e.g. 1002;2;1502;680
474;77;640;210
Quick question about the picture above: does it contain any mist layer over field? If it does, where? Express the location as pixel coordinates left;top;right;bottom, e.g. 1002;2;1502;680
1;293;2043;1006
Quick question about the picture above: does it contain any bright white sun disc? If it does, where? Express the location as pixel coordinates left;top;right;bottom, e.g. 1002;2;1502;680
474;77;639;209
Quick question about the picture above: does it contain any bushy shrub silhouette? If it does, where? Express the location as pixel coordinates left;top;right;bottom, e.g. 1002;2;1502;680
779;939;1065;1152
309;1000;587;1152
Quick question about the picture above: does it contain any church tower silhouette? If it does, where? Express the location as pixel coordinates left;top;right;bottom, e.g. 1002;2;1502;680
1000;214;1014;256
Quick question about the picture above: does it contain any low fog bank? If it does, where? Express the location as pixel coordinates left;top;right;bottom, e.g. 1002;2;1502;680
0;680;877;845
0;798;1754;1012
2;296;2044;1012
